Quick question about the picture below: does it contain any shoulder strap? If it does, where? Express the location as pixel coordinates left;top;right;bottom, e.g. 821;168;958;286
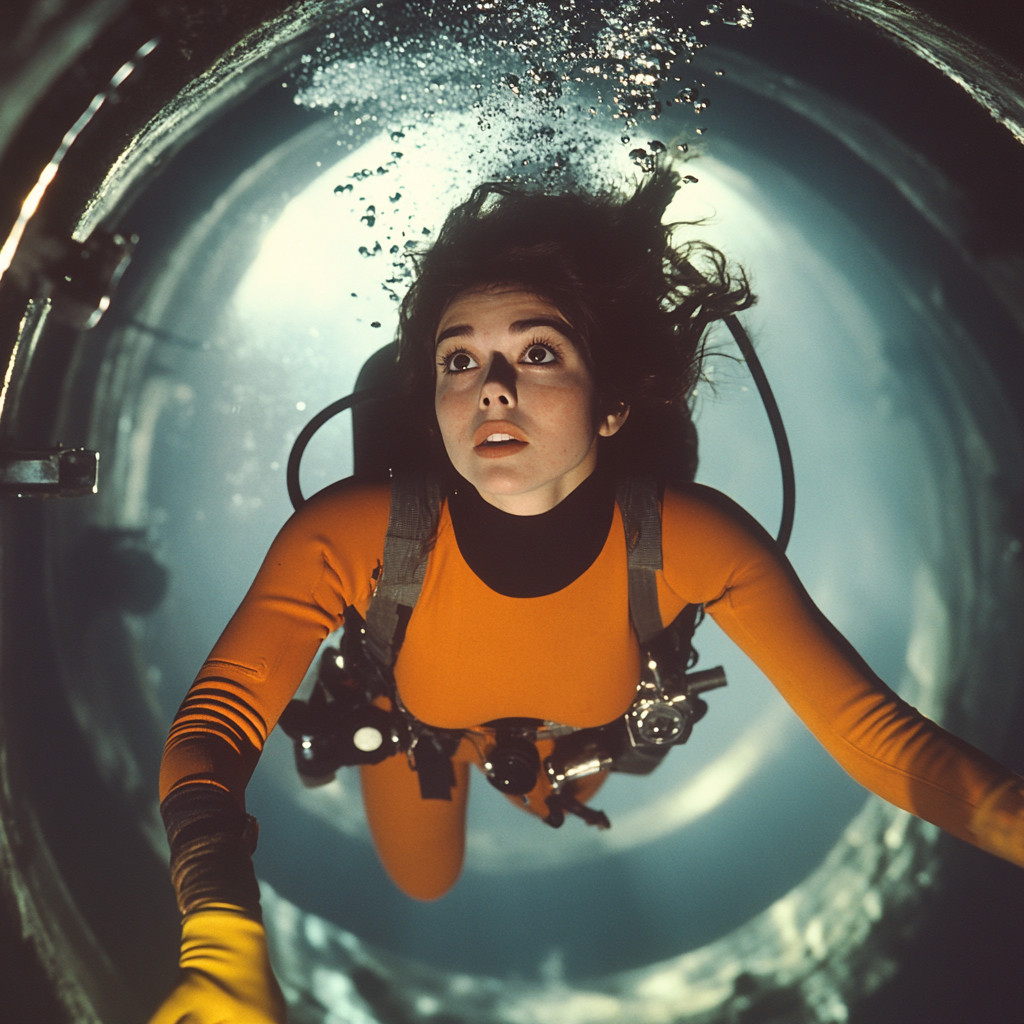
363;471;442;667
615;476;664;646
366;472;664;662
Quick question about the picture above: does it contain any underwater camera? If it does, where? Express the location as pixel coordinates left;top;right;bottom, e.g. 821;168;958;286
482;723;544;796
278;639;401;786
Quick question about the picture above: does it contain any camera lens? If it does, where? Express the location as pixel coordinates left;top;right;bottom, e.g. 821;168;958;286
485;735;540;795
634;701;686;744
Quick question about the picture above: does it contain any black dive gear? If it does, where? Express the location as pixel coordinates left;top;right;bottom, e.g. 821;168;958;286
278;624;402;786
280;302;784;828
277;472;729;828
483;724;544;796
278;607;464;799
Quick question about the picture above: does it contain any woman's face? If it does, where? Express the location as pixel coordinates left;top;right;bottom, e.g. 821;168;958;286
434;286;627;515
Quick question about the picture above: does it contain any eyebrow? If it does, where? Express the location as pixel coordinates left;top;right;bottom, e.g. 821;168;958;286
435;317;578;347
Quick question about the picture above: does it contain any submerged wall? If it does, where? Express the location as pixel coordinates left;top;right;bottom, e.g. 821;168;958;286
2;2;1024;1022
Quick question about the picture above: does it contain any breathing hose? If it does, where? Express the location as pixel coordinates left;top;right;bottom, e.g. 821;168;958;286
286;316;795;552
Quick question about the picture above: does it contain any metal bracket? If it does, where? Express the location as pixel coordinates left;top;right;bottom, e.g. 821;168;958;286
0;447;98;496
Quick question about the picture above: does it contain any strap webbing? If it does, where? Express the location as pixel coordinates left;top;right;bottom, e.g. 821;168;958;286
364;472;441;667
367;473;664;660
615;476;664;646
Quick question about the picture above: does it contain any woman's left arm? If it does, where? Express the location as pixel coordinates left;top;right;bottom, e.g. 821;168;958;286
660;485;1024;868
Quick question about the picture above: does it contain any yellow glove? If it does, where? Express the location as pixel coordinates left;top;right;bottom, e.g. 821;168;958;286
148;904;287;1024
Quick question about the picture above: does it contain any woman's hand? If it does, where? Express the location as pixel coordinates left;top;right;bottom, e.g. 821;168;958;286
148;905;287;1024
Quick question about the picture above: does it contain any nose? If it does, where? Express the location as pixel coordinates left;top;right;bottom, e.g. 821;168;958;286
479;352;517;408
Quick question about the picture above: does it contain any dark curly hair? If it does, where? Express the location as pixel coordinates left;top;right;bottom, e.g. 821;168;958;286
395;164;754;488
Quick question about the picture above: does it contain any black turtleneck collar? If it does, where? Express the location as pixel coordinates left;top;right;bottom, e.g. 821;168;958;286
447;464;615;598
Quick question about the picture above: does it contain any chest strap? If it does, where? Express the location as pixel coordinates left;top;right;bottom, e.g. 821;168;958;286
363;472;442;668
362;471;662;801
615;476;664;646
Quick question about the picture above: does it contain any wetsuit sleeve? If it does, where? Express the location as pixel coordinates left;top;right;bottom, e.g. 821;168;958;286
156;481;387;917
160;478;390;809
659;484;1024;868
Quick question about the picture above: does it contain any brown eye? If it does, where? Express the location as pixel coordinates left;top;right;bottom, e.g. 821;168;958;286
524;344;556;364
445;351;478;373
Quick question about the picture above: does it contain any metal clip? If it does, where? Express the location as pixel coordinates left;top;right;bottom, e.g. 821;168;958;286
545;748;614;795
0;447;98;497
625;664;728;748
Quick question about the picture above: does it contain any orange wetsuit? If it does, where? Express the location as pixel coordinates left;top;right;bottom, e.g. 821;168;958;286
161;477;1024;900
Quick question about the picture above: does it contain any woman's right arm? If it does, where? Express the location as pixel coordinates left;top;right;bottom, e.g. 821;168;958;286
150;479;390;1024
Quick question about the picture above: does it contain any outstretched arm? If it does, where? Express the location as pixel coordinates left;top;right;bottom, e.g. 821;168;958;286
151;479;390;1023
659;484;1024;868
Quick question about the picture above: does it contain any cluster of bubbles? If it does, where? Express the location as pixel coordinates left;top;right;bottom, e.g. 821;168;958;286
294;0;753;303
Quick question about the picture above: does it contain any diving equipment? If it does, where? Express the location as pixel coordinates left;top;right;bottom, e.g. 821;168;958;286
483;727;543;796
278;472;728;828
277;614;402;785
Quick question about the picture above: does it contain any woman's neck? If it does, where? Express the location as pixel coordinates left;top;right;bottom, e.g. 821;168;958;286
447;463;614;598
471;440;600;516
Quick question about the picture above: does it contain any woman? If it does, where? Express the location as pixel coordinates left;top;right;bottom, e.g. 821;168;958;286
151;167;1024;1023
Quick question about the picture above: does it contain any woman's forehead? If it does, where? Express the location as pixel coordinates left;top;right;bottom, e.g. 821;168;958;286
436;285;567;336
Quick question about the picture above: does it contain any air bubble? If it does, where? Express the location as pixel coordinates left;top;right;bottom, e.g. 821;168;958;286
294;0;745;274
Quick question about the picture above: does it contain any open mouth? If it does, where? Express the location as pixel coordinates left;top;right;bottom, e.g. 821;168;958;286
478;433;524;448
473;423;528;456
475;433;528;457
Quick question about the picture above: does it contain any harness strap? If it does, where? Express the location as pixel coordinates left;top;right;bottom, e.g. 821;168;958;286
364;471;441;667
368;473;665;658
363;471;665;801
615;476;664;646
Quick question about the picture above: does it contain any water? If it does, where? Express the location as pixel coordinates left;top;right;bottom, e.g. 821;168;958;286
289;0;755;306
34;0;1024;1019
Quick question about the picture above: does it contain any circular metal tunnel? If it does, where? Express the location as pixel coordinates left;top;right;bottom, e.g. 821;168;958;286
2;2;1024;1022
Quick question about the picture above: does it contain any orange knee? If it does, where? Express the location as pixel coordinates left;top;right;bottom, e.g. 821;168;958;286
360;754;470;900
